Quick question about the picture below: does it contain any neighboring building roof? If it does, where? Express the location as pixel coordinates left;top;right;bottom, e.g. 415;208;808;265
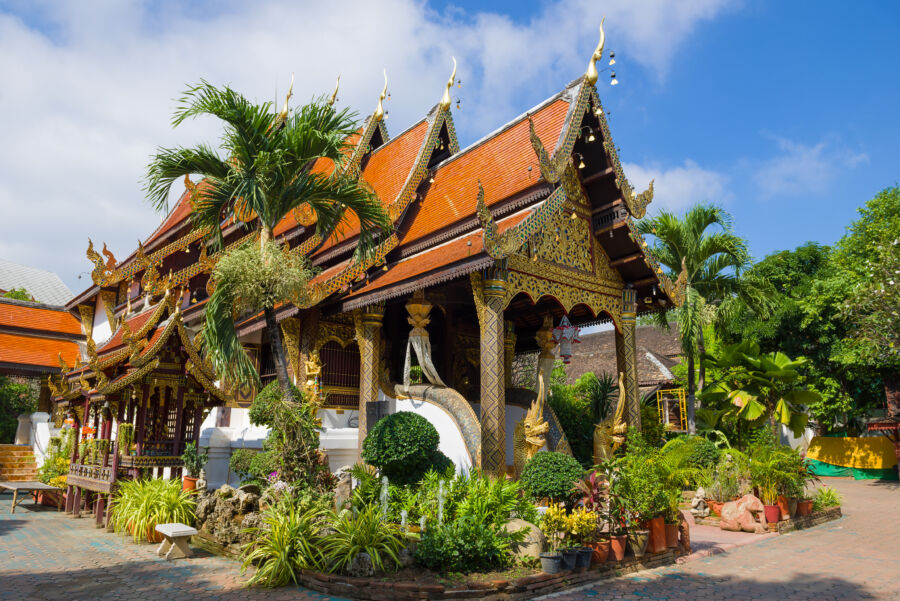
0;297;83;375
564;325;682;390
0;258;73;305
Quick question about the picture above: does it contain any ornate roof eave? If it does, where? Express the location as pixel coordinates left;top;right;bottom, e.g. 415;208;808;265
623;218;687;307
176;316;237;404
94;358;160;397
302;233;400;308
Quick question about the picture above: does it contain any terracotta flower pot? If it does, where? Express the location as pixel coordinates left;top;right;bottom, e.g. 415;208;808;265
589;540;610;564
707;500;724;516
764;504;782;525
627;529;650;558
182;476;198;492
797;499;814;516
609;534;627;561
647;517;666;553
787;497;798;518
776;495;790;521
664;522;679;548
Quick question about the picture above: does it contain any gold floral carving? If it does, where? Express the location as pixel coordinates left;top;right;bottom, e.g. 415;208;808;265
99;290;118;330
86;239;120;286
77;305;94;341
317;321;356;351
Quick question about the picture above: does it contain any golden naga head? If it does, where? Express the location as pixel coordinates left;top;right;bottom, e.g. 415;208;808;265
439;56;457;112
585;17;606;86
328;75;341;106
523;399;550;448
373;69;388;122
276;73;295;125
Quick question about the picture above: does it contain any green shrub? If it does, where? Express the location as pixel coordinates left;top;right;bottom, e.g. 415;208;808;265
180;442;208;477
362;412;448;485
323;504;405;574
685;436;720;471
519;451;583;504
549;382;594;466
415;516;514;573
109;478;196;543
241;495;327;587
614;429;668;522
229;448;256;481
640;403;665;448
812;485;842;511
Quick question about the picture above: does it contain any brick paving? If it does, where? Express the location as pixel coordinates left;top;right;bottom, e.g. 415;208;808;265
0;477;897;601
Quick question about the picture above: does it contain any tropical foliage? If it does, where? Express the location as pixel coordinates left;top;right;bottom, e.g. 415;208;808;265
361;411;452;486
0;376;37;443
109;478;197;543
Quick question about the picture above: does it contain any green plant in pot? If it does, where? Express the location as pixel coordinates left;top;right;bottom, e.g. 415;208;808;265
663;488;682;549
180;442;208;492
567;506;598;569
596;458;627;561
539;503;567;574
749;446;792;526
573;470;611;563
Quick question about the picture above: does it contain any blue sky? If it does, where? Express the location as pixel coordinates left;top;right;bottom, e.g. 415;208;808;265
0;1;897;290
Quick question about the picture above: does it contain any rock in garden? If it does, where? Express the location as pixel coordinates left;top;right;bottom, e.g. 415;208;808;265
348;552;375;577
396;547;414;569
215;484;236;499
238;512;262;545
503;518;545;558
238;483;260;496
334;465;353;510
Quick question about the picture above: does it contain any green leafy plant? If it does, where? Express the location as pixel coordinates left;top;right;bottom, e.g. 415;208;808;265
812;485;842;511
180;442;208;477
109;478;197;543
0;375;37;443
361;411;451;486
117;423;134;454
614;430;667;524
415;516;514;573
323;504;404;574
539;503;568;552
241;496;327;587
520;451;584;505
567;506;599;545
748;445;793;505
2;287;32;301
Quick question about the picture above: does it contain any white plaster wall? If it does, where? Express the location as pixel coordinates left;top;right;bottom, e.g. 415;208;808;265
92;295;111;343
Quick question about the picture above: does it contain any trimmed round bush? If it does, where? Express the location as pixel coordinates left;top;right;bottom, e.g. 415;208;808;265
362;412;449;485
520;451;584;503
685;436;720;471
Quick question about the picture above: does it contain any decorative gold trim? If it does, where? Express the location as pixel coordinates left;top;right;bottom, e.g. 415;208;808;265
584;18;606;86
373;69;388;123
439;57;457;112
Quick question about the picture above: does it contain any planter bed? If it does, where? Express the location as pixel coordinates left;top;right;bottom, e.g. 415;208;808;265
294;549;678;601
771;507;842;534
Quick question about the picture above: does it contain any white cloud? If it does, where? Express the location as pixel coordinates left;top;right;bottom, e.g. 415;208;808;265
0;0;730;292
624;159;730;212
754;135;869;198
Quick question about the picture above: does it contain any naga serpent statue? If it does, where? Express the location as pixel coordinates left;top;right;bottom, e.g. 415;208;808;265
513;396;550;478
593;371;628;464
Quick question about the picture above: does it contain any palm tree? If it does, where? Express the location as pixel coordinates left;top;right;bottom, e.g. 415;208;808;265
145;81;391;397
637;204;770;433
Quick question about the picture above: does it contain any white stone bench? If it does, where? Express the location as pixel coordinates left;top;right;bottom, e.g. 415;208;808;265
155;523;198;560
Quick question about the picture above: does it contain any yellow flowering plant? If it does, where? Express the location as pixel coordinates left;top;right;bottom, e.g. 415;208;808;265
567;506;598;546
540;503;568;552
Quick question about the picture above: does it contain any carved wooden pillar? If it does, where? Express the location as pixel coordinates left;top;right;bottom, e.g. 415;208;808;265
503;321;516;388
354;303;385;451
620;286;641;431
472;267;508;477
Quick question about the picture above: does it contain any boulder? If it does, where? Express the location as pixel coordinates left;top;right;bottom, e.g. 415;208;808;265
502;518;545;558
216;484;236;499
396;547;414;569
720;494;768;534
334;466;353;510
233;490;260;514
238;483;260;496
238;512;262;545
348;552;375;577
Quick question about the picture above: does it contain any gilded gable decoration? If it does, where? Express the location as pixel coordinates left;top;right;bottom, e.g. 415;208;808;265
77;305;95;341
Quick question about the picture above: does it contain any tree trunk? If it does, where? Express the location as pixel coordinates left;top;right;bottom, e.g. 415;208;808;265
264;305;294;401
698;327;706;393
885;373;900;418
686;352;696;434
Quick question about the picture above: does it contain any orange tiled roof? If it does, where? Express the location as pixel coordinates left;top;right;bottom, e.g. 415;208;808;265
0;333;81;368
402;99;569;246
0;303;81;335
313;120;430;255
145;188;193;246
96;306;158;356
345;211;530;299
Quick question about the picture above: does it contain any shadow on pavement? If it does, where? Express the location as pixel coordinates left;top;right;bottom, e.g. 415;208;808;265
0;519;26;537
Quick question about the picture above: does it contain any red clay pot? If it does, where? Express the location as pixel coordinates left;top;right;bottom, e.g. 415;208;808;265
182;476;198;492
664;522;679;548
797;499;813;516
589;540;610;564
776;495;791;521
647;517;667;553
609;534;627;561
764;504;782;525
706;500;724;516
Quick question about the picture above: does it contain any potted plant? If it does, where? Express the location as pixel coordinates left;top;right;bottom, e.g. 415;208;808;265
539;503;566;574
572;470;610;564
567;506;597;569
663;488;681;549
180;442;208;492
750;449;790;527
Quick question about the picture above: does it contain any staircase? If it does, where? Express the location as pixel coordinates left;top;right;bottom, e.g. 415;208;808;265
0;444;39;482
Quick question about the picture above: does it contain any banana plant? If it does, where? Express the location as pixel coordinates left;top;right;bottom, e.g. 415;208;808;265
699;341;819;438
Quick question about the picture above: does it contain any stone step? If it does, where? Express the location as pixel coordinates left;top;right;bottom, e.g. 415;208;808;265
0;456;36;465
0;468;38;478
0;450;35;459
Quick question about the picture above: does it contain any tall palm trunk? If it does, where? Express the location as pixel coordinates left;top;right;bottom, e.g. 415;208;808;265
264;304;294;400
686;351;696;434
698;327;706;393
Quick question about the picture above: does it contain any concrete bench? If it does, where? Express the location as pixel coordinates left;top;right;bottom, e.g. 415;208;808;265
154;523;198;560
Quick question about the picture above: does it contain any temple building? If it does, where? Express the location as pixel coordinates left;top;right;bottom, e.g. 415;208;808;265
47;30;685;502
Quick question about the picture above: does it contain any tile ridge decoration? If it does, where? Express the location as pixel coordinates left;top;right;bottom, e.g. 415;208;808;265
388;108;452;222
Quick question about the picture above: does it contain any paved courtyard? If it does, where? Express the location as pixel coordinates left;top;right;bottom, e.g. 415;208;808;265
0;477;897;601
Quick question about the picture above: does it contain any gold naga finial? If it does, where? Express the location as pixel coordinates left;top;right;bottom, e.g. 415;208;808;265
373;69;388;122
585;17;606;86
276;73;295;125
439;56;457;112
328;75;341;106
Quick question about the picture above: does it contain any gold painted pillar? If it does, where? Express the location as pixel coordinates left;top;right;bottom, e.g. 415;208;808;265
503;321;516;388
354;303;385;450
620;286;641;431
472;267;508;477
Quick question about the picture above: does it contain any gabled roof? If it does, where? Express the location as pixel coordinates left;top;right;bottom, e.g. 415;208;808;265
0;297;83;374
0;258;73;305
0;333;81;372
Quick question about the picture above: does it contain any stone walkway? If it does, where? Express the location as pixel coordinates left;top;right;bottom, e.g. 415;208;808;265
0;477;897;600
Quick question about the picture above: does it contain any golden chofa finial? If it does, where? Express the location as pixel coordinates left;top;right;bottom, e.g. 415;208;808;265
439;56;457;112
373;69;388;122
328;75;341;106
585;17;606;86
276;73;295;124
